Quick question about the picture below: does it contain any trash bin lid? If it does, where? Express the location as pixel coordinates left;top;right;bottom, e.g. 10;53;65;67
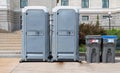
102;35;118;39
86;35;101;39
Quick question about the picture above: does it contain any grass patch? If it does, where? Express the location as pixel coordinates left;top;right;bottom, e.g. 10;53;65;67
79;44;86;53
115;50;120;53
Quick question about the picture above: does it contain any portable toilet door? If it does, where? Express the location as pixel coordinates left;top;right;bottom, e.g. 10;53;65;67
21;6;50;62
52;6;79;61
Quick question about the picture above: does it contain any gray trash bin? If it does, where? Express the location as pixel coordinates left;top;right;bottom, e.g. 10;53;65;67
52;6;79;61
102;35;117;63
86;35;101;63
21;6;50;62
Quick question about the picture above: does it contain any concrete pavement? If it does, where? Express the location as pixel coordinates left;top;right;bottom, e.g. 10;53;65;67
0;58;20;73
0;58;120;73
12;62;120;73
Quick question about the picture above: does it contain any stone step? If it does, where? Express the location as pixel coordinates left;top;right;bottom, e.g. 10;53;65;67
0;54;20;58
0;32;22;35
0;36;21;39
0;42;21;44
0;34;22;39
0;47;21;50
0;30;21;51
0;44;21;47
0;49;21;54
0;36;21;38
0;39;21;42
0;49;21;58
0;33;21;35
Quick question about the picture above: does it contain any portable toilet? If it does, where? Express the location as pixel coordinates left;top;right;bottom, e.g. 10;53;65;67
21;6;50;62
52;6;79;61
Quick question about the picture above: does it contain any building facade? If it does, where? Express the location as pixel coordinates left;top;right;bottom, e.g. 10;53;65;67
0;0;120;31
0;0;57;31
0;0;20;31
57;0;120;29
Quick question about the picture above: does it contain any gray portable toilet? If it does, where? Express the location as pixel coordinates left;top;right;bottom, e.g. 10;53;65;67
21;6;50;62
52;6;79;61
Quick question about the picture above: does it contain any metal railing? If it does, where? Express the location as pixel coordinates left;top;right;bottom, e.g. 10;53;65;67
100;26;120;29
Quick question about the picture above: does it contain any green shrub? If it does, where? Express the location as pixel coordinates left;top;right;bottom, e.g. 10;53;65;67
106;29;120;50
79;23;106;45
106;29;120;39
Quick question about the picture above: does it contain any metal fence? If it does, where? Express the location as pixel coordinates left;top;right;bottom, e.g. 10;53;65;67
100;26;120;29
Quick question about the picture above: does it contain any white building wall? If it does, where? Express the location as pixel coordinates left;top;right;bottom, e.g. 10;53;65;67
69;0;81;6
109;0;116;8
1;0;120;31
116;0;120;8
28;0;56;12
89;0;102;8
0;0;7;6
13;0;20;11
58;0;120;28
0;0;21;31
68;0;119;8
0;0;9;31
12;0;21;30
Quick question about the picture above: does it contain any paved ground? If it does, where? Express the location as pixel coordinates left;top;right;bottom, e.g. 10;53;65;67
0;58;20;73
0;58;120;73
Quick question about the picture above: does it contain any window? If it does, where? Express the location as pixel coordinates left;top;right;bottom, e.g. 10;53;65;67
82;16;89;21
102;0;109;8
20;0;28;8
61;0;69;6
82;0;89;8
103;16;109;19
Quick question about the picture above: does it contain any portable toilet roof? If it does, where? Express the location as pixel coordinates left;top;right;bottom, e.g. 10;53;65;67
22;6;48;13
52;6;80;13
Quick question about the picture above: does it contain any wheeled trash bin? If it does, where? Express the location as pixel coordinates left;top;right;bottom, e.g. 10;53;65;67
102;35;117;63
86;35;101;63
